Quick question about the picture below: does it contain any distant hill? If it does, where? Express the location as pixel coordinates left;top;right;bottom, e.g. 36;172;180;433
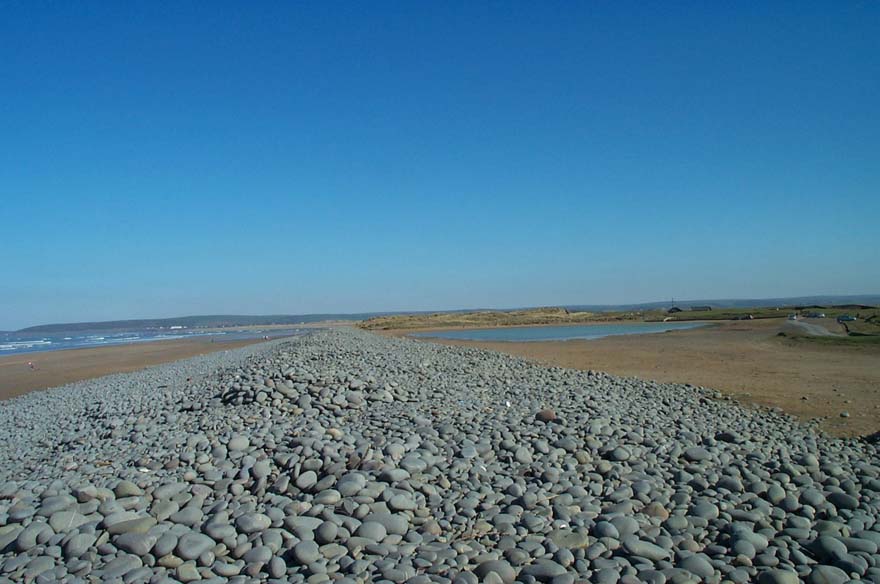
16;295;878;333
562;295;880;312
17;313;390;333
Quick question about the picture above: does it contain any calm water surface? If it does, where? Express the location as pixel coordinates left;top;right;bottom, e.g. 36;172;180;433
412;322;707;342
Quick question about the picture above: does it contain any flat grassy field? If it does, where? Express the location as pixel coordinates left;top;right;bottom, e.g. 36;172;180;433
662;305;880;325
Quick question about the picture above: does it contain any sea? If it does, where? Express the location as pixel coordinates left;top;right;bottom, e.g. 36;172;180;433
0;327;308;356
411;321;708;342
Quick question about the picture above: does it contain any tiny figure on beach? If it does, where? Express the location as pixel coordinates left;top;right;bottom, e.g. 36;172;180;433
27;361;37;371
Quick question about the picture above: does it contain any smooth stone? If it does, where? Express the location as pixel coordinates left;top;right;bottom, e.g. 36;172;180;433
169;506;203;526
379;469;410;483
153;482;188;500
548;529;590;549
293;540;320;565
269;555;286;578
809;536;848;562
114;533;157;556
623;539;671;562
314;489;341;506
101;554;143;579
521;559;566;580
49;511;89;532
176;561;202;582
757;569;800;584
243;545;272;563
115;481;143;498
0;525;22;551
535;410;557;423
363;513;409;536
106;516;157;535
228;436;250;451
801;489;825;507
679;555;714;579
684;447;710;462
828;492;859;510
63;533;97;558
841;536;878;554
475;560;516;584
38;495;75;516
316;521;338;544
152;500;180;521
808;565;849;584
295;471;318;490
356;521;387;542
236;513;271;533
23;556;54;578
514;447;533;464
388;494;416;511
176;532;216;561
154;533;179;557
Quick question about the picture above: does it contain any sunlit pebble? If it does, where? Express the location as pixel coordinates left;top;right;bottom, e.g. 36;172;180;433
0;328;876;584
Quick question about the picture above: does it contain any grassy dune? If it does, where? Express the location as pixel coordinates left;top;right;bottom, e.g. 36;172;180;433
358;307;646;330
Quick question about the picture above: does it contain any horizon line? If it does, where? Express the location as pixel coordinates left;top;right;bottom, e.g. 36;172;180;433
7;292;880;332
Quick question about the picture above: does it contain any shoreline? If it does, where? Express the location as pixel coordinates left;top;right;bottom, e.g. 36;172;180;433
0;336;287;401
367;317;730;335
198;320;356;332
399;320;719;340
378;319;880;437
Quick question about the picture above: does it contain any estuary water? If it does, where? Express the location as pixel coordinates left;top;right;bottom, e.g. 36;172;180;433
411;321;707;342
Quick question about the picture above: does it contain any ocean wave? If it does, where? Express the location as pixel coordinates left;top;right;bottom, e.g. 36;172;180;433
0;340;53;350
1;328;298;355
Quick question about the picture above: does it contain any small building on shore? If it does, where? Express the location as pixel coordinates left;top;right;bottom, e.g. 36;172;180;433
667;307;682;314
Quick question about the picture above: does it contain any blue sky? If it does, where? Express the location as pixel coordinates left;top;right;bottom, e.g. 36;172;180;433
1;2;878;329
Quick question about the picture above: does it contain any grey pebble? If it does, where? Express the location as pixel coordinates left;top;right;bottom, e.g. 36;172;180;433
0;329;877;584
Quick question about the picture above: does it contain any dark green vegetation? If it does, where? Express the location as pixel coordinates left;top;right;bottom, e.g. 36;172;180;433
565;294;880;313
657;306;880;323
648;307;787;321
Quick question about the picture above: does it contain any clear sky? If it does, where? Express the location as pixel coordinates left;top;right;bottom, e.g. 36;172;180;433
2;3;878;330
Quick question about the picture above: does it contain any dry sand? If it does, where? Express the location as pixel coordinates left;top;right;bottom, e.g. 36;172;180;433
0;338;266;401
384;319;880;437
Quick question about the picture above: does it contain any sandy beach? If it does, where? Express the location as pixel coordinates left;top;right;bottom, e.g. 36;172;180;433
0;337;268;400
385;318;880;437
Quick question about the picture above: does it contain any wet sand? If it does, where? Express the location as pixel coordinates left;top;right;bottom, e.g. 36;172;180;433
383;319;880;437
0;338;267;400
